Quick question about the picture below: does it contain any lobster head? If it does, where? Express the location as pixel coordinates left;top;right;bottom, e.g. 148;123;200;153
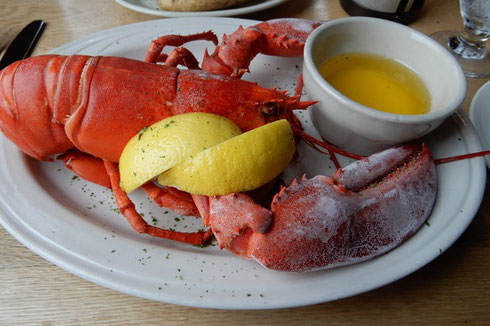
173;69;314;133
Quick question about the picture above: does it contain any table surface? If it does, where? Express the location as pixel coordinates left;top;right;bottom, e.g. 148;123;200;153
1;0;489;324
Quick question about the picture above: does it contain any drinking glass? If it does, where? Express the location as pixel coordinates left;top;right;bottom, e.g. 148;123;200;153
431;0;490;78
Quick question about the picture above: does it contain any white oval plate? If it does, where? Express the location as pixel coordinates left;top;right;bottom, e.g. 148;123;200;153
114;0;287;17
0;18;486;309
470;81;490;169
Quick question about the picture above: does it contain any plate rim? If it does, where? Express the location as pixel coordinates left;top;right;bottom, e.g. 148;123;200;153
469;80;490;169
51;17;263;56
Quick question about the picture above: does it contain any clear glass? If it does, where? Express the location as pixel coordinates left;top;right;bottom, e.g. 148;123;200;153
431;0;490;78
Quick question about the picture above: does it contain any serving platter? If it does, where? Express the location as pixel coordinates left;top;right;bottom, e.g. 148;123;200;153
114;0;288;17
0;18;486;309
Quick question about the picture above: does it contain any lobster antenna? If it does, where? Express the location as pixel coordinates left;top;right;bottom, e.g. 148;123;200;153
434;150;490;165
298;129;364;160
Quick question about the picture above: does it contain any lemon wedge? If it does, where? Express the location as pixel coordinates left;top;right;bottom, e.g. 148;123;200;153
119;113;242;193
158;119;295;196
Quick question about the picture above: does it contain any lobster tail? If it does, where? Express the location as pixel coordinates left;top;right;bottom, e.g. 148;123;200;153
0;55;91;160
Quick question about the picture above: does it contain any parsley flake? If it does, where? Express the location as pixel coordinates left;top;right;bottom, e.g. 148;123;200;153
138;126;148;140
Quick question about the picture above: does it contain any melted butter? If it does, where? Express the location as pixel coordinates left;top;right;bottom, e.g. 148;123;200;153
318;53;431;115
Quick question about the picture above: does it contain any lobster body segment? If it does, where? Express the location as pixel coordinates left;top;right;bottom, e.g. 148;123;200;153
0;55;177;161
207;145;437;272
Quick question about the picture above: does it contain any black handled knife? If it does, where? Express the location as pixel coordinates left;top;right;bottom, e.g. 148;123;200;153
0;20;45;70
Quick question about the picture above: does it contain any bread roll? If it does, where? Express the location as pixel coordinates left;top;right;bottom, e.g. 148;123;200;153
157;0;253;12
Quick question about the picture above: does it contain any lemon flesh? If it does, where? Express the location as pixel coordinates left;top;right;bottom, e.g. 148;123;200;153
119;113;242;193
158;119;295;196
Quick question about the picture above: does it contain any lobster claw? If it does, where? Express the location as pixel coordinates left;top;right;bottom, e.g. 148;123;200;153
208;144;437;272
205;194;272;250
202;18;323;78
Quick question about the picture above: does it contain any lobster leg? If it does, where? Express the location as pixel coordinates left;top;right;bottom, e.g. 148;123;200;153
59;149;200;217
103;160;213;244
162;47;201;69
145;31;218;64
58;149;112;189
141;182;200;217
191;194;211;226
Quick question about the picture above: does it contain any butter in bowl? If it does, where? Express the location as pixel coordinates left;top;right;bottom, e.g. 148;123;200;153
302;17;467;155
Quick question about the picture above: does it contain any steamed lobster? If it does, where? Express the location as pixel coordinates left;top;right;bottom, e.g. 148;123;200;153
0;18;484;272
